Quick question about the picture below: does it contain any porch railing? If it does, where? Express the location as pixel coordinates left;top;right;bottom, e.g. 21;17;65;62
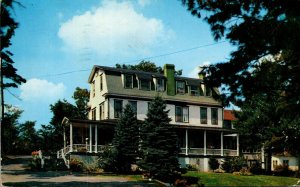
179;148;238;156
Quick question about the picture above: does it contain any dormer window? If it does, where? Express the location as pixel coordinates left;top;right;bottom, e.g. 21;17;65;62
206;87;212;96
176;81;185;94
190;85;200;96
139;79;150;90
156;78;165;92
124;74;133;88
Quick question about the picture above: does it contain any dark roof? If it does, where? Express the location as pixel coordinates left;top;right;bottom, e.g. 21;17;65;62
88;65;164;82
88;65;204;83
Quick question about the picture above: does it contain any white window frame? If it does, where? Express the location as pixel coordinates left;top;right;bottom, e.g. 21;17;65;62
175;106;189;123
176;81;185;94
124;74;133;89
156;78;165;92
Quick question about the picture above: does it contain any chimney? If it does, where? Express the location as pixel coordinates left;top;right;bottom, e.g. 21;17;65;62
198;66;206;80
164;64;175;96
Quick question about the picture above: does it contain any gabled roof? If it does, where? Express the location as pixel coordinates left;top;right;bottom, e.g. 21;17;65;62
224;110;237;121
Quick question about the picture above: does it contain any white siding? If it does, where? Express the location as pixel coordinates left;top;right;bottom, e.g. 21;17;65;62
89;70;107;120
272;156;299;171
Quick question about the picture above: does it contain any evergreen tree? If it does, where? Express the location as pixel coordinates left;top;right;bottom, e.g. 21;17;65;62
110;104;139;173
138;96;180;182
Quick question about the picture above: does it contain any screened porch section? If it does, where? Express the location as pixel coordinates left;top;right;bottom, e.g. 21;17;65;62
58;118;115;158
177;128;239;156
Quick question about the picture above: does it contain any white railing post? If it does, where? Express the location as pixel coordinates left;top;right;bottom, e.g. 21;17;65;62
89;124;92;153
70;123;73;152
185;129;188;155
95;125;98;153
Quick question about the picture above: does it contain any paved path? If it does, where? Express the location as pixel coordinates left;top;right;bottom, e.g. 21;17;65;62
1;156;159;186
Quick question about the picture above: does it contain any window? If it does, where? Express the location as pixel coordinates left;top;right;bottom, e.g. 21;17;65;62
190;85;200;96
211;108;218;125
129;101;137;116
283;160;289;167
156;78;165;92
139;79;150;90
273;160;278;169
175;106;189;122
100;74;103;91
206;87;212;96
200;107;207;124
92;81;95;97
92;108;96;120
99;103;104;120
124;74;133;88
176;81;185;94
114;99;123;118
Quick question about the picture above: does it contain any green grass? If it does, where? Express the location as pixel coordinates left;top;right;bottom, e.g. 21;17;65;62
184;171;299;186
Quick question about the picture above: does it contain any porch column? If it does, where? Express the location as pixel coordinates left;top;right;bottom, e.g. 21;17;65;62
185;129;188;155
70;123;73;152
236;134;239;156
89;124;93;153
95;125;98;153
204;130;207;156
221;132;224;156
63;127;66;149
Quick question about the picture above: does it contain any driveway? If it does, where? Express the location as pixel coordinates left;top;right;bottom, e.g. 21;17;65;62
1;156;161;186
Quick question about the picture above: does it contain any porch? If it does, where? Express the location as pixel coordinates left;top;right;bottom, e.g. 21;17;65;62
176;127;239;157
58;118;115;158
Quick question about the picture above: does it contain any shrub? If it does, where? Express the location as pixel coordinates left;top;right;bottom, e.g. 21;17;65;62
249;162;263;174
221;156;247;173
29;158;41;171
209;157;220;172
69;158;83;172
273;164;293;176
221;157;232;173
186;164;198;171
98;145;118;172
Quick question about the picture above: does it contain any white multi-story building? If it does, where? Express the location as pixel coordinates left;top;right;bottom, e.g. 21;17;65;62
59;64;239;171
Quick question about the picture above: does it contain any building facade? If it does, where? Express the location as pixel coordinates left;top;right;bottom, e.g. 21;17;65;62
59;64;238;171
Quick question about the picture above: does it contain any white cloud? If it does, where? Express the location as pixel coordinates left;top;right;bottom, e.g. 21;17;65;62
20;79;66;102
138;0;151;7
188;61;211;78
58;0;173;57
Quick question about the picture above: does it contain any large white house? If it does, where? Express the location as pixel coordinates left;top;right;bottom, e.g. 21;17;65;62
59;64;239;171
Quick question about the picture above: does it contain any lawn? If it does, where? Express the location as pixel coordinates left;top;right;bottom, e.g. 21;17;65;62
184;171;299;186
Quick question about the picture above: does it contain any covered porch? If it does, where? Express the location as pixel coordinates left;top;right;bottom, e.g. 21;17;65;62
176;126;239;157
58;118;115;158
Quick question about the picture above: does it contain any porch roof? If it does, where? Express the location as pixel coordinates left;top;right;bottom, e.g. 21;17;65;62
62;117;117;128
172;124;237;133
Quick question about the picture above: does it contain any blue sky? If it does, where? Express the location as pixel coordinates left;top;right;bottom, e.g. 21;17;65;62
6;0;234;128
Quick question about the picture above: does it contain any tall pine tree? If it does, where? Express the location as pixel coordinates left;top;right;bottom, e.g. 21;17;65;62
138;96;180;182
111;104;139;173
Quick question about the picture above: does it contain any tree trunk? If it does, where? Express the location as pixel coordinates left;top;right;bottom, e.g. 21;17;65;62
265;148;272;173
